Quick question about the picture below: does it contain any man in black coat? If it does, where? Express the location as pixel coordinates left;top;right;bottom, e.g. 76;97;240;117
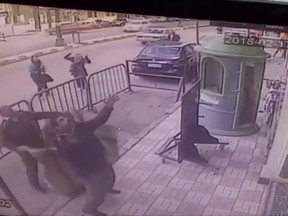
0;106;60;193
51;95;120;216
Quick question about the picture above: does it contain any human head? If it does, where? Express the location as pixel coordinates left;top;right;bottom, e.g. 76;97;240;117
51;112;75;134
31;55;40;63
74;53;83;63
272;80;281;90
0;106;15;118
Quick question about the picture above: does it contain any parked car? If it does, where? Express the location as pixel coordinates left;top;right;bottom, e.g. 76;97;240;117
150;17;167;23
91;19;112;28
167;17;181;22
136;28;171;44
123;20;149;32
132;41;197;80
157;17;168;22
111;18;127;26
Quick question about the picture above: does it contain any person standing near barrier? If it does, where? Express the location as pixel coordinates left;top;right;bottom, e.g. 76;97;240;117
0;106;60;194
51;95;120;216
29;55;53;95
64;53;91;90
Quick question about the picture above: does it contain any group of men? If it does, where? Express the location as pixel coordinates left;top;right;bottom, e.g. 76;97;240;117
0;95;119;216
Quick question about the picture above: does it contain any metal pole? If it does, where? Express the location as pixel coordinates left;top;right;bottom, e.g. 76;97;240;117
196;20;200;45
9;12;14;35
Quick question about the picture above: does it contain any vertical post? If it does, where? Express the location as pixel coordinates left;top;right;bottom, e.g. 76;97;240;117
196;20;200;45
125;60;133;92
72;32;75;43
77;32;81;43
55;24;66;46
9;12;14;35
32;6;41;31
46;8;52;29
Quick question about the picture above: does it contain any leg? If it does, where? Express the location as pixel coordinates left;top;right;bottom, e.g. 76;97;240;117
76;79;82;89
17;151;46;194
81;174;108;216
107;165;120;194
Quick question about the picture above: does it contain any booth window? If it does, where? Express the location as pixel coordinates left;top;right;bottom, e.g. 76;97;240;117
203;59;224;94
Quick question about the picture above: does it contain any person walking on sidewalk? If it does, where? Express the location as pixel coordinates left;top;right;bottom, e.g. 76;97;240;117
28;55;53;95
64;53;91;90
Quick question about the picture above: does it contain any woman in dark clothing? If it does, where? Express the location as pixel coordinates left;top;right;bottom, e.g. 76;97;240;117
0;106;61;194
64;53;91;90
28;56;52;94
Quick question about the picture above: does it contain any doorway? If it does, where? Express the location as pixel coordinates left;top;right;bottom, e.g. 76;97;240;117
236;63;260;128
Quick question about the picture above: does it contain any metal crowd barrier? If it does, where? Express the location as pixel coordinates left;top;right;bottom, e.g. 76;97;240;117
30;76;89;112
87;64;131;107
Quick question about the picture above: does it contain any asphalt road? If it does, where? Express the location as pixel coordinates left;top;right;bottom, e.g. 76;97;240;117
0;20;200;58
0;26;217;216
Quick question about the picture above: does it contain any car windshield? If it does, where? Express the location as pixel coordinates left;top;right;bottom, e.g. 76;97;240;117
141;46;181;56
129;21;142;25
143;29;164;33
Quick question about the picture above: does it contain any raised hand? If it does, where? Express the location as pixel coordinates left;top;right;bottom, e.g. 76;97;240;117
104;95;119;109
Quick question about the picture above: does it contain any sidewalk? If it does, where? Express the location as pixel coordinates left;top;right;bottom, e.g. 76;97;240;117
54;105;270;216
51;53;285;216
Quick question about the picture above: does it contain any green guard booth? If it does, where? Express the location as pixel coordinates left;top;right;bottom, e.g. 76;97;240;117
195;37;270;136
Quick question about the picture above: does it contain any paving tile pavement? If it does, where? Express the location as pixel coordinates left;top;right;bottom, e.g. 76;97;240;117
54;46;286;216
55;105;271;216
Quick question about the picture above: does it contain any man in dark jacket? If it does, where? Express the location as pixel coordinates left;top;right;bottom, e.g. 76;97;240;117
51;95;119;216
0;106;60;193
167;31;180;42
64;53;91;90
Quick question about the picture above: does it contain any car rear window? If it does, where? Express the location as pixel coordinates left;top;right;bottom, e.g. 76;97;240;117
130;21;142;24
141;46;181;56
143;29;165;33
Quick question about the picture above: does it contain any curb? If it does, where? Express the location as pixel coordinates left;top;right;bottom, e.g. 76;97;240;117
0;34;136;67
0;24;210;67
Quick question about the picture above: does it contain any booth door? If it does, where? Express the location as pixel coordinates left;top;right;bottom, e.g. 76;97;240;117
236;63;260;128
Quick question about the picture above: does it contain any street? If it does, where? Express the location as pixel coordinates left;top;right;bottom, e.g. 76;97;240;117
0;20;200;58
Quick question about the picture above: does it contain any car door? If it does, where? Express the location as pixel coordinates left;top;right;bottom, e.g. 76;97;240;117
184;44;197;79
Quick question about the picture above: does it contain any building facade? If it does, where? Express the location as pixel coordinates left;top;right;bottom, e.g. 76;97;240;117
0;4;119;25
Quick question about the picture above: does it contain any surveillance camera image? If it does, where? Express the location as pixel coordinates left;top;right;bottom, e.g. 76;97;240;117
0;3;288;216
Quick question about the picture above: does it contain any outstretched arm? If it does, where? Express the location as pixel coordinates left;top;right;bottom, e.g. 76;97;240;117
28;111;62;121
64;53;74;62
84;106;113;130
83;95;119;130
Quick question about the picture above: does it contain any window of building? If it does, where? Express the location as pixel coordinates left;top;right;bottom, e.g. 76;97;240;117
111;13;116;16
106;12;111;16
203;58;224;94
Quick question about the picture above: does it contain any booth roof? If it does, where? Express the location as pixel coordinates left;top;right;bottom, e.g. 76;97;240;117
195;37;271;59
